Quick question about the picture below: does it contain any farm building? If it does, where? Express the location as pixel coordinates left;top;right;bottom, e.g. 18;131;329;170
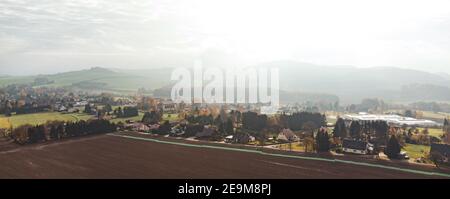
224;133;255;144
342;139;374;155
148;124;160;131
158;100;177;113
277;129;299;142
58;105;68;112
125;123;150;132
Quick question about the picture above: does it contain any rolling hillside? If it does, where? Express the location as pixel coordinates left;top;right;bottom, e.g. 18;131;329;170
259;61;450;103
1;62;450;104
0;67;168;92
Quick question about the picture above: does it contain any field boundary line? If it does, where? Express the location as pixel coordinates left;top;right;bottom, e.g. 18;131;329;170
108;133;450;178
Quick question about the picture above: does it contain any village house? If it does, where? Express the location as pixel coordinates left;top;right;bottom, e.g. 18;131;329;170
224;135;234;143
148;124;160;131
224;133;255;144
74;101;88;107
125;123;150;132
170;127;184;136
155;99;178;113
58;105;68;112
342;139;374;155
277;129;299;142
68;108;80;113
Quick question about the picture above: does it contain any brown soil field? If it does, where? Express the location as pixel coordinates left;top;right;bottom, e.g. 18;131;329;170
0;134;447;179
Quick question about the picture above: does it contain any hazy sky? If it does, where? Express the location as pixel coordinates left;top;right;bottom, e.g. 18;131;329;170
1;0;450;75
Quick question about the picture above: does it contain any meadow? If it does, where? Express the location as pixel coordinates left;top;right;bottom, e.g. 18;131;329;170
110;112;145;124
275;142;307;152
403;144;430;161
0;117;12;129
420;111;450;120
0;109;183;130
0;112;93;128
162;113;182;122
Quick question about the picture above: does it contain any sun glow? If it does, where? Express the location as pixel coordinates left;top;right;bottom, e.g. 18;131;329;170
175;0;450;66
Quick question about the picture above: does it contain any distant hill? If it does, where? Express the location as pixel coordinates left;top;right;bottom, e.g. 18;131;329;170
436;72;450;80
0;67;168;92
257;61;450;103
1;62;450;104
152;83;339;105
400;84;450;102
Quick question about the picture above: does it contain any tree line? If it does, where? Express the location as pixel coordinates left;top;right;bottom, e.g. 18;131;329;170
1;100;51;117
333;118;389;141
279;112;326;131
11;119;116;145
113;106;139;118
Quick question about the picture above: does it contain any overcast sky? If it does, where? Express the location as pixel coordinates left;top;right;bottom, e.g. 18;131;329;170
1;0;450;75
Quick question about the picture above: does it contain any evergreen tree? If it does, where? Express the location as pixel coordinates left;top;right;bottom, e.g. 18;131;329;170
116;107;123;118
444;118;449;133
49;126;58;140
316;128;330;152
385;135;401;159
4;106;12;117
242;112;267;131
142;111;162;124
214;114;223;127
56;124;64;138
27;127;37;144
374;121;389;145
36;125;46;141
122;106;138;117
236;111;242;123
157;121;171;135
333;117;347;138
104;104;112;114
349;121;361;138
225;118;234;135
84;104;92;114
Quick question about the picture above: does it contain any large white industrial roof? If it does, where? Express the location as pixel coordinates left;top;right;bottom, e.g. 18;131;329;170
342;113;440;127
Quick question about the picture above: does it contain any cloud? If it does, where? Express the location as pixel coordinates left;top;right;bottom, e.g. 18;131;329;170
1;0;450;75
